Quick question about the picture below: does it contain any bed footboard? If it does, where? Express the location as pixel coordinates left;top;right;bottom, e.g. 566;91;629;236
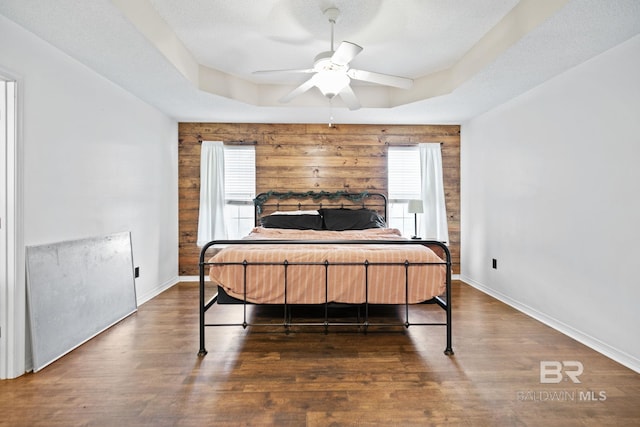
198;239;453;357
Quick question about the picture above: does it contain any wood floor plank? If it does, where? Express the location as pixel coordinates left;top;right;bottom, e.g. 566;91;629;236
0;281;638;426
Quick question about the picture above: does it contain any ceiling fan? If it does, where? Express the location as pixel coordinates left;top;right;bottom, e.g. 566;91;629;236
253;7;413;110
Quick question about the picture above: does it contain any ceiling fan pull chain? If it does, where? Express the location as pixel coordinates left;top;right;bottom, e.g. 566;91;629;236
328;98;334;128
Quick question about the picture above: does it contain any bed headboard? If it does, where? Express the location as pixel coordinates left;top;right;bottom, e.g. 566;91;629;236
254;191;387;226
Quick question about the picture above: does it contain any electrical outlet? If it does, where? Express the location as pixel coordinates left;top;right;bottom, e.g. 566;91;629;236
492;259;497;269
134;266;140;278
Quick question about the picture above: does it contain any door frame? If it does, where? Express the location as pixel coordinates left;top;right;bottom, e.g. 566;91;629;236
1;69;26;379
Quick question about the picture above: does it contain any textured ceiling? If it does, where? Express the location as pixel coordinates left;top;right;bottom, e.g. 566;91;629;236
1;0;639;124
148;0;518;81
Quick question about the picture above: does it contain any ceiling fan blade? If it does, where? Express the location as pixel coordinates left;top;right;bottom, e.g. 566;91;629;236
339;85;361;111
347;68;413;89
331;41;363;66
253;68;315;75
279;76;318;103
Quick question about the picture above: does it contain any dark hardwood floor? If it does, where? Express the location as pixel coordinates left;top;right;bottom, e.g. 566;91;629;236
1;281;638;426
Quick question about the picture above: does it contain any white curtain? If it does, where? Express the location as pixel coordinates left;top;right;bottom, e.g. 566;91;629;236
419;143;449;243
197;141;227;246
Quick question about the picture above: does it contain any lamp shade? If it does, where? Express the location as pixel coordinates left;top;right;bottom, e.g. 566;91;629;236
407;199;424;214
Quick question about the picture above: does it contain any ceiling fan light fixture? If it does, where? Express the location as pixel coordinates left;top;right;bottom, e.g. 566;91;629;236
254;6;411;109
315;71;350;98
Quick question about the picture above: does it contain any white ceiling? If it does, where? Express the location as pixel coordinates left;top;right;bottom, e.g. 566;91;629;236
1;0;639;124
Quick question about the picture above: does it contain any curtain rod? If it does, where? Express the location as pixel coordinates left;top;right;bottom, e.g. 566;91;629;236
385;142;444;146
197;138;257;145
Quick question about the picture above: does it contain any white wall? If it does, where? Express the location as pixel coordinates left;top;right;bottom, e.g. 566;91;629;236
1;15;178;377
461;34;640;372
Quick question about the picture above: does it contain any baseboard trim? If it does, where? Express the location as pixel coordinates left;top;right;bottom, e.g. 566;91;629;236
178;275;209;282
460;275;640;374
136;276;180;306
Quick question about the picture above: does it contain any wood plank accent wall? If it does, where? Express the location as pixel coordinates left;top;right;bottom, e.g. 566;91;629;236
179;123;460;275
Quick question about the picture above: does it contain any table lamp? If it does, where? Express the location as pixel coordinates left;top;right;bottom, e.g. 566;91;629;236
407;199;423;239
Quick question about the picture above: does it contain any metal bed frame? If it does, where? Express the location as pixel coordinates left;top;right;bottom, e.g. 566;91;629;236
198;192;453;357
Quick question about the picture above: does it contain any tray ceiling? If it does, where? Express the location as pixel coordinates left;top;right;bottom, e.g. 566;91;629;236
1;0;639;124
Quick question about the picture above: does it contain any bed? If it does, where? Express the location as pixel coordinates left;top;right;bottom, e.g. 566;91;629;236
198;191;453;356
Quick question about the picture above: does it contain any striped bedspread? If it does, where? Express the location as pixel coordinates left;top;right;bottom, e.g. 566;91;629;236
208;227;446;304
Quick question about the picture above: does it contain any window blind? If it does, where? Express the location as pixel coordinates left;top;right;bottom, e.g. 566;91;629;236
388;146;421;200
224;145;255;201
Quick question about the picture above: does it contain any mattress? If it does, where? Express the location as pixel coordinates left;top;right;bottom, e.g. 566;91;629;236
207;227;446;305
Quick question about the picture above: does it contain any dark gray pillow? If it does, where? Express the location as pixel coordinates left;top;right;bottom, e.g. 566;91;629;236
320;208;386;231
260;214;324;230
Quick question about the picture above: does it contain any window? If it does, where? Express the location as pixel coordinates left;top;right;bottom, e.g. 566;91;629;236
387;146;420;236
224;145;256;239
